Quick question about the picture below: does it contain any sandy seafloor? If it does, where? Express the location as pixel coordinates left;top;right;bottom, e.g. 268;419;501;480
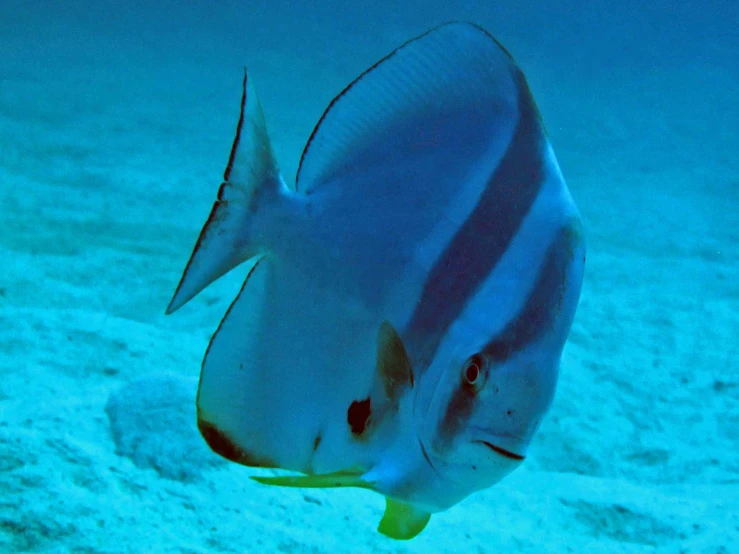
1;1;738;552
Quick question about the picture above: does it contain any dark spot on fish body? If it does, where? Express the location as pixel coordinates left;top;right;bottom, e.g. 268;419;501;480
313;433;322;452
198;418;277;468
348;398;372;435
198;419;240;462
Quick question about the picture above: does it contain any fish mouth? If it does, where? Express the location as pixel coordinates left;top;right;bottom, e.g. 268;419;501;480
477;441;525;461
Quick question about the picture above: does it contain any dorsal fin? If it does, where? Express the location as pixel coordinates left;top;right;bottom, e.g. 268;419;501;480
295;21;521;193
166;69;280;314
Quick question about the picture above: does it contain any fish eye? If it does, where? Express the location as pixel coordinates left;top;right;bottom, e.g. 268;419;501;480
462;354;485;387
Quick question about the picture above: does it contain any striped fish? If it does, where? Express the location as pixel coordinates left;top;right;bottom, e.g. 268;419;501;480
167;22;585;540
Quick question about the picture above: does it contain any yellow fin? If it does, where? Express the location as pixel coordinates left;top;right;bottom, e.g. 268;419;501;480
251;469;371;489
377;497;431;540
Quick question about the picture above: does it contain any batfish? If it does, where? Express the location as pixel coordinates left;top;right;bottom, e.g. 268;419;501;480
166;21;585;539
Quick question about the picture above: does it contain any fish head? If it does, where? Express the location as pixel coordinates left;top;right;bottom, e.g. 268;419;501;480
399;326;561;509
398;214;585;510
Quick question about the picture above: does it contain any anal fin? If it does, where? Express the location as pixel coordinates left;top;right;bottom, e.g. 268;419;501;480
195;256;280;468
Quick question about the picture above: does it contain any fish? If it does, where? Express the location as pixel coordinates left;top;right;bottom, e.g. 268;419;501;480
166;21;585;540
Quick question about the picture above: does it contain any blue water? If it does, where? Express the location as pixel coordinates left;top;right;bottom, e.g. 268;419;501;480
1;1;737;552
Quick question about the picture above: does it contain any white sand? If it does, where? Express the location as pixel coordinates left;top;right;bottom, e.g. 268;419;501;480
1;1;737;552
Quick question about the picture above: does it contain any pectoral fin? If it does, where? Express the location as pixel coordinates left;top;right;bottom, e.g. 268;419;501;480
377;321;414;402
377;497;431;540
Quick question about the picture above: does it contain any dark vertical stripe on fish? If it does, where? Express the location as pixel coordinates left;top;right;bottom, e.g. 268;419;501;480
435;381;477;452
483;221;575;362
405;70;546;370
434;222;575;451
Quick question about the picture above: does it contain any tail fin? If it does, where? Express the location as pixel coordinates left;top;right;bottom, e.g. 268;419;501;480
167;69;281;314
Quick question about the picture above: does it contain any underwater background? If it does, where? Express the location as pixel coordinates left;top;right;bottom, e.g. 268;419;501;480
1;0;737;552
